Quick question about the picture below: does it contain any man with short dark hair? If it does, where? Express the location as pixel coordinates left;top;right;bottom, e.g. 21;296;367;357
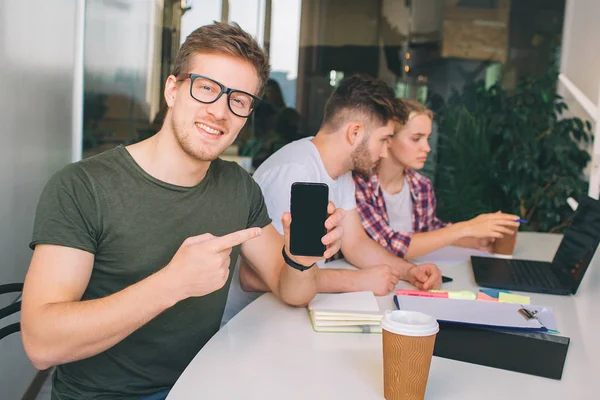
226;75;442;320
21;22;344;400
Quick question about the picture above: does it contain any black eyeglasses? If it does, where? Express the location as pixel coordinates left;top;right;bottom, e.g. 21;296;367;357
176;73;260;118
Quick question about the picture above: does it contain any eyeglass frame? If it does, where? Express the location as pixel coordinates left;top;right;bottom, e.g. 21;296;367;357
175;73;261;118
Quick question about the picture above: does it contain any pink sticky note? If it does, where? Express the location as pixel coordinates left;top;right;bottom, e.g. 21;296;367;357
477;292;499;302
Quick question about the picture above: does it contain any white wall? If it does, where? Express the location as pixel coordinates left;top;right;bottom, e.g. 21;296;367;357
0;0;82;397
559;0;600;199
560;0;600;110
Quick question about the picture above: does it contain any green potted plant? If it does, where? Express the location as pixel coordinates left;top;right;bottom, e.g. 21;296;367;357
435;68;592;233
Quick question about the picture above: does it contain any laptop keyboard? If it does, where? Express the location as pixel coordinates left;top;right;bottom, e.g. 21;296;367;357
508;261;559;288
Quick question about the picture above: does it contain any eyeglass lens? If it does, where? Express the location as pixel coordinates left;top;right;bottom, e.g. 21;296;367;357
190;76;254;116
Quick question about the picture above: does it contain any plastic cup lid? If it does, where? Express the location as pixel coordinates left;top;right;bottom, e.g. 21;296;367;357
380;310;439;337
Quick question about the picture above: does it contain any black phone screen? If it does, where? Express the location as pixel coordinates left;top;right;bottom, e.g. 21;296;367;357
290;182;329;257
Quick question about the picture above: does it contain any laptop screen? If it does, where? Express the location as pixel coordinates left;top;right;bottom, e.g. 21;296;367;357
552;196;600;293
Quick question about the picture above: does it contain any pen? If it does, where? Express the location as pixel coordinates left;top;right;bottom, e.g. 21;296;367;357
396;289;448;298
516;219;528;224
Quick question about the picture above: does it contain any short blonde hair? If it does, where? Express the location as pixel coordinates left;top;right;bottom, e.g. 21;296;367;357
400;99;434;121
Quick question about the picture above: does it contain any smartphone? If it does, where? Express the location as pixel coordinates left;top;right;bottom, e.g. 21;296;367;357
290;182;329;257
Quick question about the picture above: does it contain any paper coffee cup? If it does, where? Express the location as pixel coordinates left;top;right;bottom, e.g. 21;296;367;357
493;225;519;256
381;310;439;400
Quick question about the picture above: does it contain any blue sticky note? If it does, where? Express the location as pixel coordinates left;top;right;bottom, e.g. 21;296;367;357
479;289;511;299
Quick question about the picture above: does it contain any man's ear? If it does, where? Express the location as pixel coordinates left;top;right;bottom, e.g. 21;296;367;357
164;75;179;107
345;121;365;147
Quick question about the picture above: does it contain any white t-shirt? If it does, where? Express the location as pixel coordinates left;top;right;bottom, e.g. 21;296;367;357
221;137;357;326
253;137;357;232
381;177;413;234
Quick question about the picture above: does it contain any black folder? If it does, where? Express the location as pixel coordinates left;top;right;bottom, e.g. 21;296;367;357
433;321;570;380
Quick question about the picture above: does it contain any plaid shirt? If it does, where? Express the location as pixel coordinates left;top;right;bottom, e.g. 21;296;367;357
354;169;449;258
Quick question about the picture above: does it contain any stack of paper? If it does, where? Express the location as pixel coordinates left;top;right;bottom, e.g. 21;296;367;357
307;291;383;333
395;295;558;331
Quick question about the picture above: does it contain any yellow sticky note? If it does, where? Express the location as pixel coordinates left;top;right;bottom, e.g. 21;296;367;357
448;291;476;300
498;292;531;305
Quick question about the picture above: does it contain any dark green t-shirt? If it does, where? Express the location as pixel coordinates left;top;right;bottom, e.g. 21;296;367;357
30;146;271;400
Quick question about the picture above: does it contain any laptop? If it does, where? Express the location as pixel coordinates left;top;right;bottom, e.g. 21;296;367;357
471;195;600;295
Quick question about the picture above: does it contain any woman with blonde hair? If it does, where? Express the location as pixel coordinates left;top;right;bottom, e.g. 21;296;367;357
354;99;520;258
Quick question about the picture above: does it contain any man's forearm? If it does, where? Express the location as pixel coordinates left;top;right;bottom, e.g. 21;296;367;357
342;236;386;269
316;268;365;292
241;261;362;294
342;235;414;281
277;263;318;306
241;252;318;306
239;259;269;292
22;268;180;370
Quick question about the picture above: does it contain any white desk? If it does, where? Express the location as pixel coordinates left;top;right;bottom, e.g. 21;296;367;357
167;233;600;399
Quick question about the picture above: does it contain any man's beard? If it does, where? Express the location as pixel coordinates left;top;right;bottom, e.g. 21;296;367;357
351;138;375;177
172;118;226;162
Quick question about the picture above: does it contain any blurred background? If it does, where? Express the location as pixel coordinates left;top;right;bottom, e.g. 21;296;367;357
1;1;599;397
79;0;596;233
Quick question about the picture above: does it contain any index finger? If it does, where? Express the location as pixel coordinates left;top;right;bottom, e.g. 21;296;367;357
211;227;262;251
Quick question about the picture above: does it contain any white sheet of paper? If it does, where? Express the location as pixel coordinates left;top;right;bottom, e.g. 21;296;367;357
523;305;558;331
396;296;551;330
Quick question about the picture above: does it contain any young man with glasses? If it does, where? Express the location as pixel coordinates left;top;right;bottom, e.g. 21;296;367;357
21;22;344;400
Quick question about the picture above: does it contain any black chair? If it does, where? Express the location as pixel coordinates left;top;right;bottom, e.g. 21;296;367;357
0;283;23;340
